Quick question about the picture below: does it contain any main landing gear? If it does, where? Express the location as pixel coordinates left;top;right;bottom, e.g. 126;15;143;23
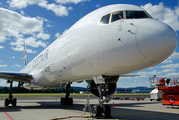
61;83;73;105
4;81;17;107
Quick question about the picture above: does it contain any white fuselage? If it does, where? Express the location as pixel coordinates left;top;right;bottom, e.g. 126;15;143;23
20;4;178;89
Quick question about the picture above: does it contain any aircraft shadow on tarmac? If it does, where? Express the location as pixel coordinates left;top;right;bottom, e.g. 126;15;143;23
111;101;162;108
0;100;179;120
112;106;179;120
0;100;162;111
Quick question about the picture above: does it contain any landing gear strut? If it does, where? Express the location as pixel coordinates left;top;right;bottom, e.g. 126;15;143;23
61;83;73;105
91;85;112;118
88;76;118;118
4;81;17;107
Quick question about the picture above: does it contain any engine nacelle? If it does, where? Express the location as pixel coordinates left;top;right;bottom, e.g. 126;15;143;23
87;81;116;97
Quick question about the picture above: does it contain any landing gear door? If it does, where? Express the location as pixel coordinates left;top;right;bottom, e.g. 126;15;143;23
93;75;105;84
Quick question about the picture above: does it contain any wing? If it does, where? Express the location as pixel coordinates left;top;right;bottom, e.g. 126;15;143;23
0;72;32;83
120;74;140;77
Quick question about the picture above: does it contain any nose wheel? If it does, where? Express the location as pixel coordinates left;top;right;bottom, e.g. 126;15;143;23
91;104;111;118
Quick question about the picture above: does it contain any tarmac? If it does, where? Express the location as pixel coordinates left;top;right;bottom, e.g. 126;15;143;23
0;96;179;120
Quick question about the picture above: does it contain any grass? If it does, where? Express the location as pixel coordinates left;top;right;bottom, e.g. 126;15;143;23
0;93;150;97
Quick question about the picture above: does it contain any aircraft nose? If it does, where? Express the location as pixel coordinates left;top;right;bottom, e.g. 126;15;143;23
136;20;178;63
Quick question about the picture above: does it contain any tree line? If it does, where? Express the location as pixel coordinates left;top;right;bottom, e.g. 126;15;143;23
0;87;82;93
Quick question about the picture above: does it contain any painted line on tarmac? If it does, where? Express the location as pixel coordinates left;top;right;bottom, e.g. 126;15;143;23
112;111;157;116
50;115;91;120
3;109;13;120
112;110;179;116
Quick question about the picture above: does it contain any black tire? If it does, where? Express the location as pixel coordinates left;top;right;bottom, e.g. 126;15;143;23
69;98;73;105
4;98;10;107
102;105;111;118
66;98;71;105
61;98;66;105
91;105;102;118
12;98;17;107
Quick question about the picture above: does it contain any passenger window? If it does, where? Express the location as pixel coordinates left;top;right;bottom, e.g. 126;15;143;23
126;11;151;19
111;11;123;22
100;14;110;24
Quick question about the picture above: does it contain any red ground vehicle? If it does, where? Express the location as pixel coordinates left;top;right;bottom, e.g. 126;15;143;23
149;76;179;106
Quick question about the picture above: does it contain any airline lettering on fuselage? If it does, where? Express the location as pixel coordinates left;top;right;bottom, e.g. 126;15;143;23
32;49;49;68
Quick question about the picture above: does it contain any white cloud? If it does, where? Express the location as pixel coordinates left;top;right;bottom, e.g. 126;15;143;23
0;8;50;53
36;33;50;40
161;59;173;64
0;7;49;52
25;37;47;47
96;4;100;8
38;2;70;16
159;63;179;69
10;46;37;53
137;69;176;77
11;64;21;68
20;10;25;15
46;23;54;27
141;2;179;31
68;7;73;11
8;0;45;9
0;8;43;37
0;46;4;49
163;72;179;77
55;32;61;38
0;64;7;67
8;0;90;17
0;36;6;42
26;49;37;53
167;52;179;60
55;0;88;4
0;80;9;86
8;0;76;17
62;29;68;35
10;37;48;52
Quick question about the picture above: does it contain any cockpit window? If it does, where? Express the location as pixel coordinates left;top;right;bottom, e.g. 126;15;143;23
126;11;151;19
100;14;110;24
111;11;123;23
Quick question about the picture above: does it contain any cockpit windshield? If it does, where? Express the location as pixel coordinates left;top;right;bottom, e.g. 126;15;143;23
111;11;123;23
100;10;152;24
126;11;151;19
100;14;110;24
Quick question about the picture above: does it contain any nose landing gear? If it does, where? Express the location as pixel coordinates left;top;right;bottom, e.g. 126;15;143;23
91;85;112;118
87;75;118;118
92;104;111;118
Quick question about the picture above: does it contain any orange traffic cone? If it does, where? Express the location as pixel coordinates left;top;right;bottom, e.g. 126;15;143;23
112;102;114;107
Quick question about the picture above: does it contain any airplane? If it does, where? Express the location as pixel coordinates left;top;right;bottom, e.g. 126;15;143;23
0;4;178;118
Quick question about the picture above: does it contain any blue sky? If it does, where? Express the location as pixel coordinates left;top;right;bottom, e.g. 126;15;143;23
0;0;179;88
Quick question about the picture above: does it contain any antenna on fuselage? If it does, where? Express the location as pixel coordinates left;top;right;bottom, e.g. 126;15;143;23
24;40;28;66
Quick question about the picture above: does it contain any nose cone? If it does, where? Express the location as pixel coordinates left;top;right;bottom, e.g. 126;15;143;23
136;20;178;63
